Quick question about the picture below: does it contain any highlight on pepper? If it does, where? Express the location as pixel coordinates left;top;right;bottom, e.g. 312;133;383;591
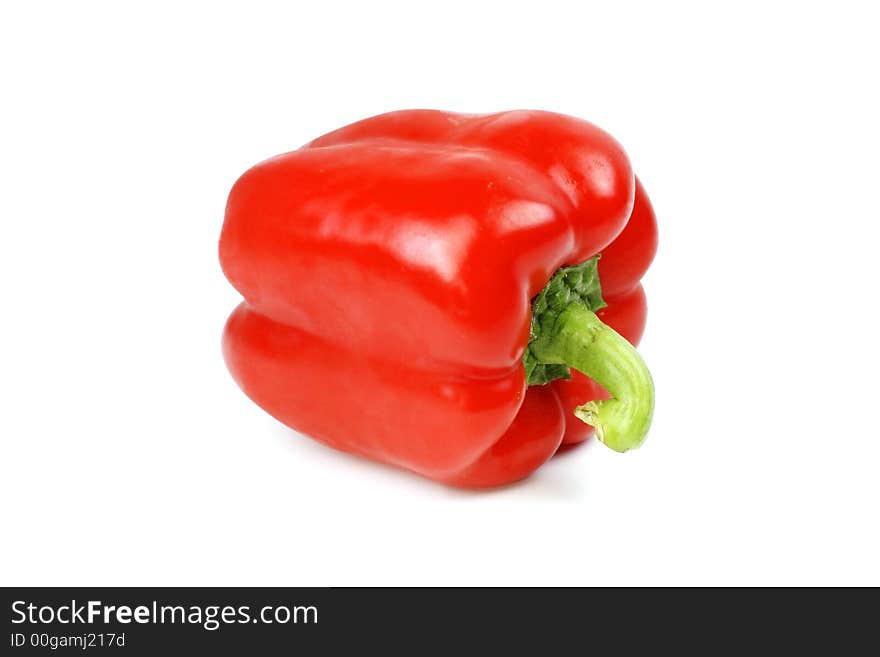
219;109;657;487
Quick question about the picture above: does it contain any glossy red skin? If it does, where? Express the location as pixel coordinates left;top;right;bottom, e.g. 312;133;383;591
220;110;656;486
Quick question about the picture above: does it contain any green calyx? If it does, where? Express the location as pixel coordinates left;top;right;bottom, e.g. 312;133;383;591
523;256;655;452
523;257;607;385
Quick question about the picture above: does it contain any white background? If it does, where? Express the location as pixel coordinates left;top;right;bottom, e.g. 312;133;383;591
2;1;878;586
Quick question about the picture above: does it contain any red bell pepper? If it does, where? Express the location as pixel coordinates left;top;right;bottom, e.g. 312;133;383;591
220;109;657;487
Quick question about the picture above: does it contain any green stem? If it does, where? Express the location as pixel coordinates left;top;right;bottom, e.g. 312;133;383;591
530;304;654;452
